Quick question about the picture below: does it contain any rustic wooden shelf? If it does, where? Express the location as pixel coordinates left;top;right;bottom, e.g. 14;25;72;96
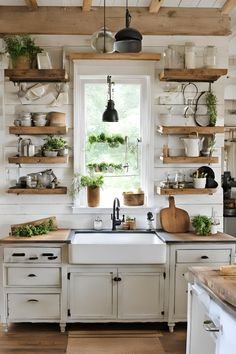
5;69;68;82
160;156;219;164
69;52;161;61
159;68;227;82
9;126;68;135
8;156;68;164
156;187;217;195
157;125;224;135
7;187;67;195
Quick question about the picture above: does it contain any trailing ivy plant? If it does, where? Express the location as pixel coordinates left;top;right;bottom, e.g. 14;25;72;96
206;91;217;126
88;133;125;148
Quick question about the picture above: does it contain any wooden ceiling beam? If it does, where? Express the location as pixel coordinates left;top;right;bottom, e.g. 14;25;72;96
82;0;92;12
149;0;165;14
25;0;38;11
221;0;236;14
0;7;231;36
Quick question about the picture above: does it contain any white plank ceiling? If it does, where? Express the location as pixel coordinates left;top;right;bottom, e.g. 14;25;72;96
0;0;228;8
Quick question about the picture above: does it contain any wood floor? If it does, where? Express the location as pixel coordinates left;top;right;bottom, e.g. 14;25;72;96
0;322;186;354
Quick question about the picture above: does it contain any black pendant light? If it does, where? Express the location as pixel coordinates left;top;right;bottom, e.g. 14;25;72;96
114;0;142;53
102;76;119;122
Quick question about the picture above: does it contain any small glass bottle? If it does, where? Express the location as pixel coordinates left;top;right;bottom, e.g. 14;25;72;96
203;45;217;68
163;45;173;69
94;217;103;230
185;42;195;69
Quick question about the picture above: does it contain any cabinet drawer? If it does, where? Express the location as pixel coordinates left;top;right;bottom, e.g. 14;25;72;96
6;267;60;286
176;249;231;263
4;247;61;263
8;294;60;320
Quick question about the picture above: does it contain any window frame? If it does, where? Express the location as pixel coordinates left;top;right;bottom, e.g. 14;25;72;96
73;60;155;212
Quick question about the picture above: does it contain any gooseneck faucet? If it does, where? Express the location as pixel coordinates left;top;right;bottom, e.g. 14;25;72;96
111;197;122;231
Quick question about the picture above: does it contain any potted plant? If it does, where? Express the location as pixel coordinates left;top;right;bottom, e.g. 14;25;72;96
42;136;69;157
206;91;217;126
192;170;207;188
87;162;123;173
88;133;125;148
4;35;42;69
80;174;104;207
192;215;212;235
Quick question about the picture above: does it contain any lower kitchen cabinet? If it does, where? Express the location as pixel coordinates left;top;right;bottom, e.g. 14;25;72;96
67;266;165;322
168;244;234;332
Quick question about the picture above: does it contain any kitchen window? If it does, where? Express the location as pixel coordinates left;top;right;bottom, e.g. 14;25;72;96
73;61;155;209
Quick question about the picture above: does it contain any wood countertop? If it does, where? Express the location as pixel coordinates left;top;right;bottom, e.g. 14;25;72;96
157;230;236;243
0;229;71;243
188;266;236;316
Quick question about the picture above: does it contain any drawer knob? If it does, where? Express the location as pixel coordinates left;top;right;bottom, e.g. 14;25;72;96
27;299;39;302
27;274;37;277
203;320;220;332
201;255;209;259
48;256;58;260
28;257;39;260
113;277;122;282
12;253;25;257
42;253;54;257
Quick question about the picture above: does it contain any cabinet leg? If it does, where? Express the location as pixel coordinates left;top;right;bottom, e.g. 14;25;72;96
60;323;66;333
2;323;8;332
168;323;175;333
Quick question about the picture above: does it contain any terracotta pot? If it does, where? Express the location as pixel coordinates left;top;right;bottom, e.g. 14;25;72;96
87;187;100;207
13;55;31;69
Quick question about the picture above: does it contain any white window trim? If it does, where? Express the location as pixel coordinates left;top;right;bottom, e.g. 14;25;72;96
72;60;155;213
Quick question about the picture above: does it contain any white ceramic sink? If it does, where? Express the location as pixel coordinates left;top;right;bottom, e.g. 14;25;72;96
68;232;166;264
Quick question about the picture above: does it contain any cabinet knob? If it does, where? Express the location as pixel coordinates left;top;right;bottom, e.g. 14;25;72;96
27;299;39;302
27;274;37;277
12;253;25;257
42;253;54;257
48;256;58;260
201;255;209;259
28;257;38;260
113;277;122;282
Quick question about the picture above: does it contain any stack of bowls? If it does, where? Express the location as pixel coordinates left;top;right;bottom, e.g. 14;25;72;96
32;113;47;127
19;112;32;127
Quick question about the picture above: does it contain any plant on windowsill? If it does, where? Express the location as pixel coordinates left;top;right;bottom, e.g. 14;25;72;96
191;215;212;236
4;35;43;69
87;162;123;173
70;173;104;207
88;133;125;148
41;136;70;157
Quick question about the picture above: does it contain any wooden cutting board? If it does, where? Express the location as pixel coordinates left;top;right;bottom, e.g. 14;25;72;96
160;196;190;233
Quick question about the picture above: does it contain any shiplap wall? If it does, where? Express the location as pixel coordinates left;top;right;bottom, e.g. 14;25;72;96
0;35;229;236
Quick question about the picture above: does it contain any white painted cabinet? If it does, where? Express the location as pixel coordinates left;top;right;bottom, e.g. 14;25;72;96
168;244;234;332
68;266;165;322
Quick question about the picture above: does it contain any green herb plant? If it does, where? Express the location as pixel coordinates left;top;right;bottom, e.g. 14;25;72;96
14;219;56;237
206;91;217;126
192;215;212;236
87;162;123;173
42;136;68;152
69;173;104;200
192;170;208;178
88;133;125;148
4;35;42;68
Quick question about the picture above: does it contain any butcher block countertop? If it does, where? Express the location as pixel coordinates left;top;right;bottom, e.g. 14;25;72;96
188;266;236;318
157;230;236;243
0;229;71;243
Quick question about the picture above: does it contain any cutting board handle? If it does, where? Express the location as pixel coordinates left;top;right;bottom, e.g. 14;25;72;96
169;195;175;209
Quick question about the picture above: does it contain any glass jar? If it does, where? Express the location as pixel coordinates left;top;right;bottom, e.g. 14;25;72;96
203;45;217;68
185;42;195;69
93;217;103;230
163;45;173;69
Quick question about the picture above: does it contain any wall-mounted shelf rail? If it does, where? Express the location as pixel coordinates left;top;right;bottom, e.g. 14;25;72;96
5;69;68;82
8;156;68;164
157;126;224;135
69;52;161;61
157;187;217;195
160;156;219;164
159;68;227;82
7;187;67;195
9;126;68;135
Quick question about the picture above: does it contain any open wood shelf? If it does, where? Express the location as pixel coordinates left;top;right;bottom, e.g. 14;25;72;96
160;156;219;164
156;187;217;195
8;156;68;164
9;126;68;135
7;186;67;195
5;69;68;82
157;125;224;135
159;68;227;82
68;52;161;61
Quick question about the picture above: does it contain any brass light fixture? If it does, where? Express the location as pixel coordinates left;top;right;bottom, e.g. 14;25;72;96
90;0;115;53
102;75;119;122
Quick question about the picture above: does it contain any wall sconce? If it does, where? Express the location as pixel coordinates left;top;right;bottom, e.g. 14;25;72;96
102;76;119;122
91;0;115;53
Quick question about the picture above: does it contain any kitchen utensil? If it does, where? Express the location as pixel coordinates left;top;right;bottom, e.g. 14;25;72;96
160;196;190;233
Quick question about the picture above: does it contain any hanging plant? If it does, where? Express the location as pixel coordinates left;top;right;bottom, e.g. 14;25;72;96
87;162;123;173
206;91;217;126
88;133;125;148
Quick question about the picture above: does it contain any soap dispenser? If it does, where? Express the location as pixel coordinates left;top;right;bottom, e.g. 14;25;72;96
147;212;154;230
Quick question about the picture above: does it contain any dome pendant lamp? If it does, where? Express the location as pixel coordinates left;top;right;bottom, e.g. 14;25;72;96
114;0;142;53
102;76;119;122
90;0;115;53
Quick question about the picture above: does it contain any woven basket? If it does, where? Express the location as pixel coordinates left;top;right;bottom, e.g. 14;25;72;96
123;192;144;206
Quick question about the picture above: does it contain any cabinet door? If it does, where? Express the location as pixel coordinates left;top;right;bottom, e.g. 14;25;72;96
175;263;226;320
68;268;117;319
117;271;165;320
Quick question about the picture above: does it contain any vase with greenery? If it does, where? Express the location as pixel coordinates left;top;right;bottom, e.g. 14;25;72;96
192;215;212;235
42;136;69;157
88;133;125;148
192;170;207;188
206;91;217;126
4;35;42;69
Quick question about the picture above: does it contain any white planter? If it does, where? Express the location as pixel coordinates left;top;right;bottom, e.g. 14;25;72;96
193;178;206;189
43;150;58;157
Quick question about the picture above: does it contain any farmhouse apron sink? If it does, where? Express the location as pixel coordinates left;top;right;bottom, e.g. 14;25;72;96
68;231;166;264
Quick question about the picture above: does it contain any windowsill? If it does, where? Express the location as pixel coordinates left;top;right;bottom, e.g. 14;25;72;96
72;205;157;214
